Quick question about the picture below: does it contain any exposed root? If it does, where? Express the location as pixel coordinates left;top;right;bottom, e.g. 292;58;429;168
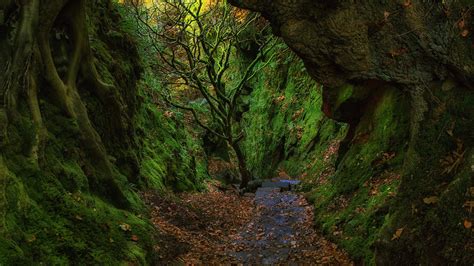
0;156;8;234
2;0;130;207
26;53;47;164
2;0;40;120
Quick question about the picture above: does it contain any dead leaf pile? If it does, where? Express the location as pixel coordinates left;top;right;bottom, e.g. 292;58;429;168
229;189;353;265
142;184;253;264
142;181;353;264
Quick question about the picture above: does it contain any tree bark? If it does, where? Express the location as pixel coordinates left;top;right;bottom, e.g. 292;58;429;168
230;141;251;189
1;0;131;208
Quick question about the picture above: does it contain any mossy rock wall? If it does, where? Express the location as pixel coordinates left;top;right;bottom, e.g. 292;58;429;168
242;41;473;264
0;1;207;264
375;83;474;265
233;0;474;263
311;84;411;263
242;43;347;180
242;43;410;263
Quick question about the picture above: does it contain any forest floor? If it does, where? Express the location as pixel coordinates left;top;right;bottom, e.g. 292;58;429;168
143;181;353;265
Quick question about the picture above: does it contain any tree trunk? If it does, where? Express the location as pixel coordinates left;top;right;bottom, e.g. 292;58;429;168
1;0;131;208
230;141;251;189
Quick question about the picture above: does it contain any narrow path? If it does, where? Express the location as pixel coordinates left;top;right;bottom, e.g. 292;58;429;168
229;180;352;264
145;180;352;264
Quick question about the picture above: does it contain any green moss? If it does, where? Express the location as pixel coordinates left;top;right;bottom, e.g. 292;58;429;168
375;84;474;264
333;87;410;193
1;1;208;264
334;85;354;110
242;43;346;179
0;146;155;265
135;74;209;192
242;43;415;262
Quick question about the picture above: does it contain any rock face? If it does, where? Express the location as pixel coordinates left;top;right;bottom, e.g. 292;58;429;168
233;0;474;264
230;0;473;88
0;1;206;263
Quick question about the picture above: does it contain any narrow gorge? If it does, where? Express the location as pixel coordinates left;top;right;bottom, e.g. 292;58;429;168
0;0;472;265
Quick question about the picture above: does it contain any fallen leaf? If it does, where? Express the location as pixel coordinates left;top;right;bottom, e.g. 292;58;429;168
464;201;474;212
75;215;83;221
131;235;139;242
461;29;469;37
464;220;472;229
391;228;404;240
423;196;439;204
26;234;36;243
388;48;408;58
402;0;412;8
446;126;454;136
164;111;174;118
141;184;353;264
274;95;286;104
119;223;132;231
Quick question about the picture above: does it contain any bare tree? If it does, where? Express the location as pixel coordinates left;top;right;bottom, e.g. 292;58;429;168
129;0;277;188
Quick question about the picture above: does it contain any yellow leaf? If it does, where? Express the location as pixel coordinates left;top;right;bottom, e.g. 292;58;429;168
464;220;472;229
446;128;454;137
119;223;132;231
391;228;404;240
463;201;474;212
26;234;36;243
423;196;439;204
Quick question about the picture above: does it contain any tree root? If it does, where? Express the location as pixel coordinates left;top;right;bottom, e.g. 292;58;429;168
3;0;131;208
26;52;47;165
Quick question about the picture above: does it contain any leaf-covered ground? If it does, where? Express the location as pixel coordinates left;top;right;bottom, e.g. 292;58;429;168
143;181;353;264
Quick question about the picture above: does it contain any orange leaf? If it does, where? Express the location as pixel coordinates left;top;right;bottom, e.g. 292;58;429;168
461;29;469;37
131;235;139;242
391;228;404;240
403;0;412;8
423;196;439;204
164;111;174;118
464;220;472;229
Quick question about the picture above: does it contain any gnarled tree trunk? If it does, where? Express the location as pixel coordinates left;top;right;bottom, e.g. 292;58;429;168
230;141;251;188
1;0;132;207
